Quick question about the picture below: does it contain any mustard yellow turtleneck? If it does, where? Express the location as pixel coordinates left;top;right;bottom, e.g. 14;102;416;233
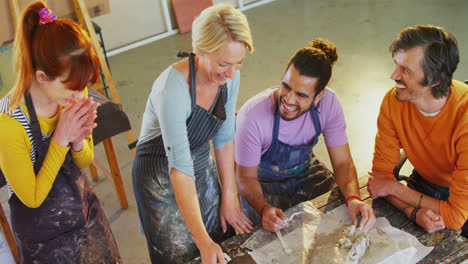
0;89;94;208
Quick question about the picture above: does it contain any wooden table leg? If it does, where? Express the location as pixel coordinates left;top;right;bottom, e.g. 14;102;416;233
103;138;128;209
89;162;99;181
0;203;18;263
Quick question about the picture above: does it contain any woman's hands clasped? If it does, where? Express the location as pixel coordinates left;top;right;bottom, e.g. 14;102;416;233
52;97;99;151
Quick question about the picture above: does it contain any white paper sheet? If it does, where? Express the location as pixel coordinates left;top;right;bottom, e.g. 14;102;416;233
245;202;433;264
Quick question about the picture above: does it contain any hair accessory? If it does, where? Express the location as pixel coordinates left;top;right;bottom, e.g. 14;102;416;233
38;7;57;25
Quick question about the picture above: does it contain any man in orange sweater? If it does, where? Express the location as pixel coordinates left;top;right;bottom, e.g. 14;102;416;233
368;25;468;238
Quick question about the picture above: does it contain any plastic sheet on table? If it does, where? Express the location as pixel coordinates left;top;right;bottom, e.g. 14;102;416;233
243;203;434;264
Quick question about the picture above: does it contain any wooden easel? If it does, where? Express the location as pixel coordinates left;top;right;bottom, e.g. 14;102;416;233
0;0;136;262
71;0;134;209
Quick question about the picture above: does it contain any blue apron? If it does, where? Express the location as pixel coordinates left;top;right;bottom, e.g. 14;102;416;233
241;100;336;224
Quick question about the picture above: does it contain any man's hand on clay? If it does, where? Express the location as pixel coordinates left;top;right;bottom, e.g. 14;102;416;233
261;204;288;232
347;199;376;232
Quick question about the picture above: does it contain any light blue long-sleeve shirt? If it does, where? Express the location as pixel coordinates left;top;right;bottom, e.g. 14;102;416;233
138;66;239;179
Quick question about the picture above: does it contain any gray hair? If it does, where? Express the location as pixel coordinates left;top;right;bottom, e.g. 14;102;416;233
390;25;459;98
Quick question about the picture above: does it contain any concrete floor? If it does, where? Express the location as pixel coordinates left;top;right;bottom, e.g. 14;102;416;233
1;0;468;263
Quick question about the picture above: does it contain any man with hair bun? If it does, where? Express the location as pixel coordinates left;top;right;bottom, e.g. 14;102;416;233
368;25;468;238
236;39;375;233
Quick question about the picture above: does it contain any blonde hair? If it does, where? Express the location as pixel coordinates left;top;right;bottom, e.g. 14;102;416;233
192;4;253;54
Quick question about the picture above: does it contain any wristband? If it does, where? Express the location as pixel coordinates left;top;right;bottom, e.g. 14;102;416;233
411;208;419;222
345;195;363;207
401;205;413;212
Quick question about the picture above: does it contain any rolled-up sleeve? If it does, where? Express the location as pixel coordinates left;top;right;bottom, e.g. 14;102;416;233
213;70;240;149
153;70;194;178
440;131;468;229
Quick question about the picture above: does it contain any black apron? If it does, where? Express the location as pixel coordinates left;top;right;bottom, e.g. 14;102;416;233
241;100;336;224
6;93;121;264
132;52;233;263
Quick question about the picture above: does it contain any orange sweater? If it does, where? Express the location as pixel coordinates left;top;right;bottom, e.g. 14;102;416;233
373;80;468;230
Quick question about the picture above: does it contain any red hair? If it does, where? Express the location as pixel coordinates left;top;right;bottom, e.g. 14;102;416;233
8;1;99;111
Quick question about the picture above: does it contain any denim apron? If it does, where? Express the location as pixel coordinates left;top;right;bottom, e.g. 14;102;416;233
3;93;121;264
407;170;468;237
132;52;233;263
241;102;336;224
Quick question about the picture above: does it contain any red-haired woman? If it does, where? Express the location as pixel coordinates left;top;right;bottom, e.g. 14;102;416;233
0;1;121;263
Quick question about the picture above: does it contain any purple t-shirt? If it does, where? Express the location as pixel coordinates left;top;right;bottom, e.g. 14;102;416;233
235;87;348;167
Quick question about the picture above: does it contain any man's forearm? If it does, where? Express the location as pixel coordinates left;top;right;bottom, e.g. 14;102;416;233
390;181;440;214
327;144;360;199
385;195;414;218
334;162;360;199
236;167;268;214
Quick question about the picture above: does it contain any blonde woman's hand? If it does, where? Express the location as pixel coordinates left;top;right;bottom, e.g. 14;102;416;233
199;239;226;264
220;193;253;234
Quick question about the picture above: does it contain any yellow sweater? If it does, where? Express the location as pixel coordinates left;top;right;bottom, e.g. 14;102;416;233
0;89;94;208
373;80;468;229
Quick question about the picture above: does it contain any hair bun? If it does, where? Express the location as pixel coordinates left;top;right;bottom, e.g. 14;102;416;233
308;38;338;65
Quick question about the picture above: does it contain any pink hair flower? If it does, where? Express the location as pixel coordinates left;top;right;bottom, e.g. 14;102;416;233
38;7;57;25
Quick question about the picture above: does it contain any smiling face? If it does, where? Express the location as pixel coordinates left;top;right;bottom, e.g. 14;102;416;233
390;46;432;103
197;39;247;86
278;64;320;121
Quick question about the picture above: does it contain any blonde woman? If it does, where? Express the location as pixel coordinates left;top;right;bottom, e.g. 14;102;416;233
132;4;254;264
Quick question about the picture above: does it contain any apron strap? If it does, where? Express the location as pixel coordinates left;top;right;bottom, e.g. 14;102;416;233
176;51;197;107
309;104;322;146
177;51;228;109
24;92;47;174
188;53;197;107
272;104;281;140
